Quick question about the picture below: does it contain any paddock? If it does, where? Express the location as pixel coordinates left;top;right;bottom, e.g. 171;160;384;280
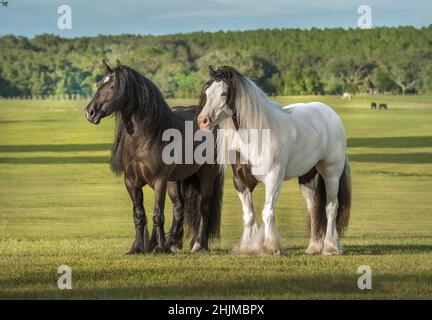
0;95;431;299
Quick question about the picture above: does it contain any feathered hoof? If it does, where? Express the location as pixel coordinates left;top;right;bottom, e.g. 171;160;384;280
322;244;343;256
230;244;255;255
152;244;172;254
261;245;281;256
126;249;143;255
169;245;182;253
230;244;241;254
305;242;323;255
126;241;148;255
191;242;208;253
167;238;182;253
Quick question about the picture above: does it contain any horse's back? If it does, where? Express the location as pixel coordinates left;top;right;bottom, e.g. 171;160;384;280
281;101;347;171
284;102;344;130
172;105;199;121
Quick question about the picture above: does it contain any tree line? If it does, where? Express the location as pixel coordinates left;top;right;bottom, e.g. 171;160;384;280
0;26;431;98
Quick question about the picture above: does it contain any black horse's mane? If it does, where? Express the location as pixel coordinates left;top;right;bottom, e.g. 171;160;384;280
110;66;175;175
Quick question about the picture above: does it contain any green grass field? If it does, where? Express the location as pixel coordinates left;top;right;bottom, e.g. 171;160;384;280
0;95;431;299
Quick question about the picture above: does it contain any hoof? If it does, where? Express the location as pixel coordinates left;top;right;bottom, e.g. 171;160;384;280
167;239;183;253
153;245;171;254
264;249;281;256
126;250;142;255
191;242;208;253
230;244;242;254
261;246;281;256
153;242;172;254
305;242;323;255
322;244;343;256
126;242;147;254
169;244;182;253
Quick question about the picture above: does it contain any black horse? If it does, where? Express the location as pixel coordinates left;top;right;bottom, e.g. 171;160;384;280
84;60;224;254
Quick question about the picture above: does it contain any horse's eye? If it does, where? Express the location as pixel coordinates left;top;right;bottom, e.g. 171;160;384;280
110;83;115;89
221;92;228;97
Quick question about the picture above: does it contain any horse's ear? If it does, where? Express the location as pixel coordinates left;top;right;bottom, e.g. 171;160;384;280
102;59;112;75
208;65;216;78
116;59;122;69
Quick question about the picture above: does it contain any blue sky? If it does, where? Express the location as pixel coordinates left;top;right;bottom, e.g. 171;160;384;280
0;0;431;38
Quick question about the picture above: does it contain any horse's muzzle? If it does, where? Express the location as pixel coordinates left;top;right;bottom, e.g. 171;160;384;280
85;104;104;125
197;114;211;130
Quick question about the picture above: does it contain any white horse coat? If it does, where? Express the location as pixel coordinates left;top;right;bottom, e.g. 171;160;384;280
198;67;351;255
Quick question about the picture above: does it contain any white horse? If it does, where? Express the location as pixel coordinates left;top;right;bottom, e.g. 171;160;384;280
197;66;351;255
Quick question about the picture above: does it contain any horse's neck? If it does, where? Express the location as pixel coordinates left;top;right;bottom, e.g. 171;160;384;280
221;96;289;171
132;100;175;140
238;95;285;133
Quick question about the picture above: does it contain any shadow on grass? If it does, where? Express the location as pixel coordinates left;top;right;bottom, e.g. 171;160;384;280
0;144;110;153
345;244;432;255
0;119;60;124
1;153;430;164
0;273;365;299
0;156;109;164
348;136;432;149
279;243;432;256
1;136;431;154
349;152;432;164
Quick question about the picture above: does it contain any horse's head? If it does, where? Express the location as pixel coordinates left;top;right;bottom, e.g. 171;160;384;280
85;60;125;125
197;65;239;130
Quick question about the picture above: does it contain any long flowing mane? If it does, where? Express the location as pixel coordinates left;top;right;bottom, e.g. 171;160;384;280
202;66;284;132
203;66;285;170
110;66;175;175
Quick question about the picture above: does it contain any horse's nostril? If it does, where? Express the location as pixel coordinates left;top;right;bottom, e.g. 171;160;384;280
89;108;95;117
202;117;209;125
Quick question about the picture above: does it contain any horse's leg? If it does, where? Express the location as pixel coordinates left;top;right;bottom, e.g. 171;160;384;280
191;195;210;253
191;163;224;253
299;175;325;254
231;174;258;254
150;179;170;253
317;161;344;255
190;173;212;253
125;177;150;254
260;167;284;255
166;181;184;253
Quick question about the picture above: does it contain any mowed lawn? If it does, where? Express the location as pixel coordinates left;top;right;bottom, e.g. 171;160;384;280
0;95;431;299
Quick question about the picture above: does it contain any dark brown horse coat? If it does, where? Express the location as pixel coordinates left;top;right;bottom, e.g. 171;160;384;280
85;61;224;254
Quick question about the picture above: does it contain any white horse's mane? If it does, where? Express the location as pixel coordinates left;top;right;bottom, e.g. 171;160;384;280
221;76;284;132
217;75;285;171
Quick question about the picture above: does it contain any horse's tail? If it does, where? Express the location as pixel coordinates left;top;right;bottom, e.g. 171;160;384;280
336;157;351;235
181;175;201;244
182;165;224;246
207;165;224;240
307;157;351;238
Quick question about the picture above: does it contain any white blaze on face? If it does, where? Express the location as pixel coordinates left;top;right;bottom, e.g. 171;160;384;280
103;76;111;84
202;81;231;125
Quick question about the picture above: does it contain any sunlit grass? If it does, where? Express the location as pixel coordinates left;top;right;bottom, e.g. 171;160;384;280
0;96;431;299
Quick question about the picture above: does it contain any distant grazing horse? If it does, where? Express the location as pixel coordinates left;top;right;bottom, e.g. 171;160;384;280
379;103;388;110
371;102;377;109
342;92;352;100
197;66;351;255
85;60;224;254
